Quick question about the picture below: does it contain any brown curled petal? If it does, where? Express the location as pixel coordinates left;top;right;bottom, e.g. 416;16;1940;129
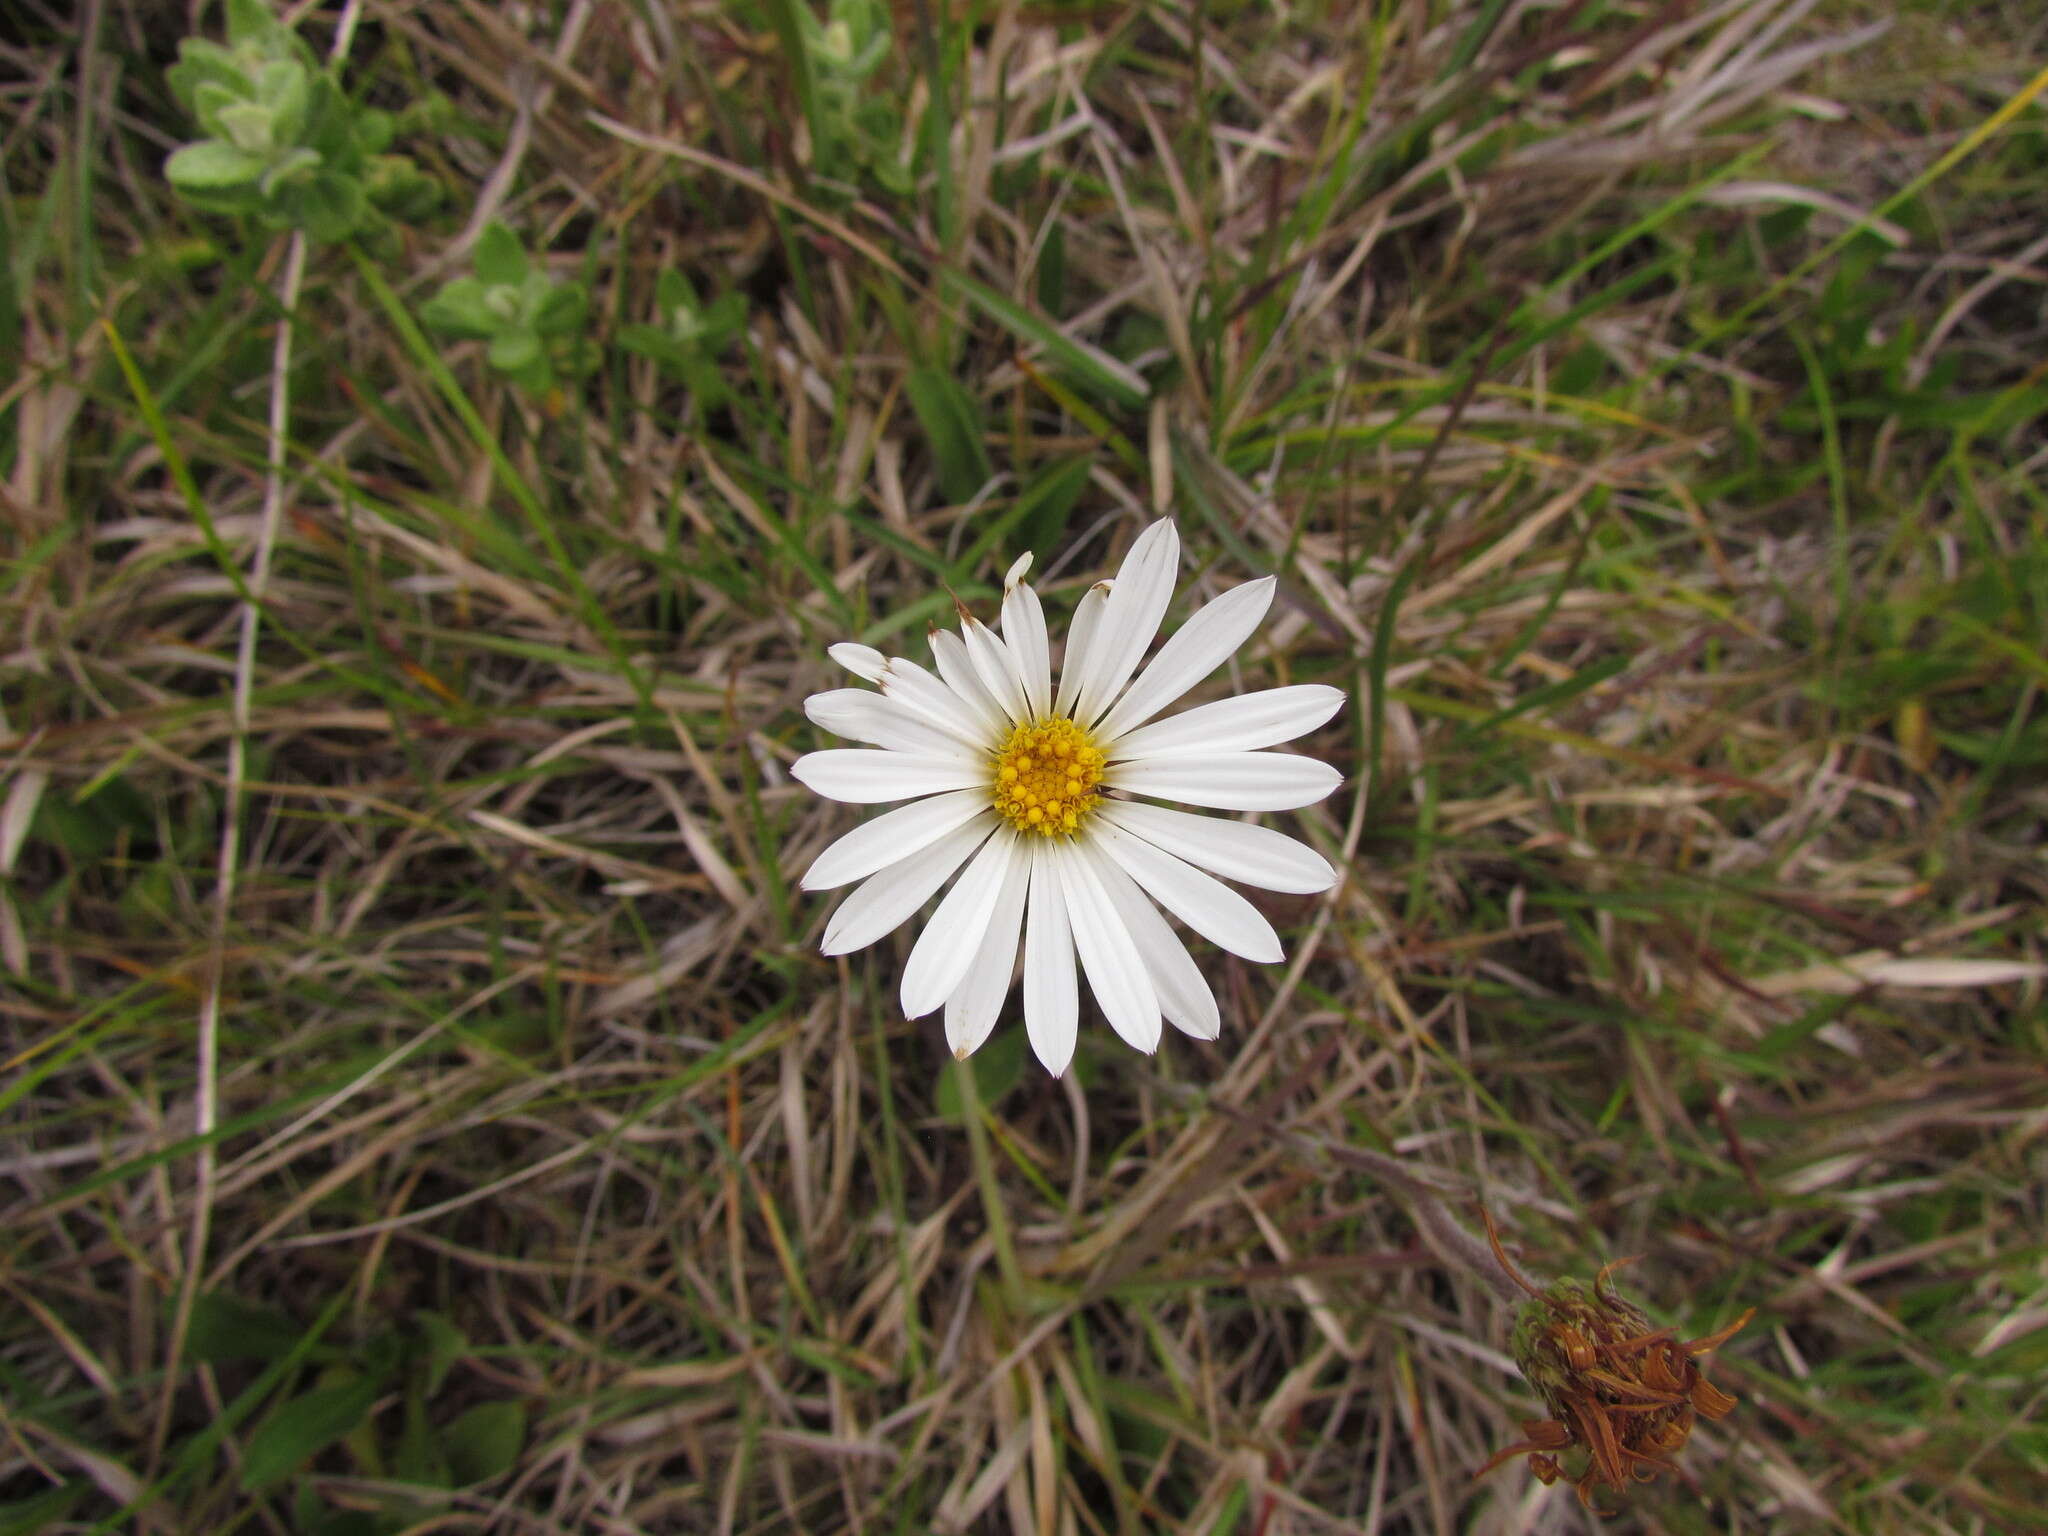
1605;1325;1677;1360
1649;1417;1692;1454
1638;1346;1684;1392
1584;1366;1685;1405
1477;1416;1576;1481
1475;1439;1550;1480
1573;1470;1609;1511
1574;1401;1632;1492
1555;1324;1596;1369
1593;1254;1643;1307
1481;1205;1546;1299
1691;1375;1740;1419
1686;1306;1757;1356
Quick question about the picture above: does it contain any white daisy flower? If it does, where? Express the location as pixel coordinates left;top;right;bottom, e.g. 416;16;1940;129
792;521;1343;1076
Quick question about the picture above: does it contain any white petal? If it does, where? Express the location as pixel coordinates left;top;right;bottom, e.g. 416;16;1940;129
805;689;985;761
828;642;886;682
878;655;997;747
901;831;1019;1018
1000;575;1052;721
1004;552;1033;586
1074;521;1181;727
928;630;1010;738
1022;843;1078;1076
821;816;994;955
1094;577;1276;740
792;749;988;804
1089;852;1221;1040
963;616;1030;725
1085;819;1283;963
1109;751;1342;812
1053;579;1111;718
1098;801;1336;895
943;842;1031;1059
1109;684;1344;760
802;788;989;891
1056;840;1161;1054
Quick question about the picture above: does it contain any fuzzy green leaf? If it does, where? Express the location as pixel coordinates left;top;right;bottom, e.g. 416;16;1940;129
488;328;543;373
534;284;588;335
166;140;265;191
474;222;527;288
420;277;496;338
226;0;284;48
167;40;250;115
284;172;366;242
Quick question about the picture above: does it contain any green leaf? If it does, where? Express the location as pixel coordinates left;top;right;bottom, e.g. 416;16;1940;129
488;328;542;373
167;41;251;115
393;1386;451;1487
364;154;440;221
282;172;366;242
679;355;731;406
506;356;556;395
186;1292;305;1364
215;99;277;155
1036;222;1066;313
443;1401;525;1484
356;106;394;155
226;0;283;48
187;79;245;138
904;366;993;504
701;290;746;339
535;284;588;335
420;277;495;338
32;775;154;863
259;61;310;144
166;140;265;191
413;1311;469;1399
474;222;527;287
656;268;692;311
944;271;1149;409
241;1375;383;1492
618;323;689;369
258;146;322;198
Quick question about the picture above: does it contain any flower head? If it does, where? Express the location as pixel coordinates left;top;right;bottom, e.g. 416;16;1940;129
1479;1216;1754;1509
792;521;1343;1075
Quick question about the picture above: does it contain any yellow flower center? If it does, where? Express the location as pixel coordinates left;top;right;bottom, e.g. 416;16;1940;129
990;716;1105;837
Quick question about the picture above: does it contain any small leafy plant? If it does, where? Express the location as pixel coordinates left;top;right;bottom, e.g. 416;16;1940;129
420;222;594;396
618;269;747;406
179;1291;526;1535
164;0;434;242
799;0;913;197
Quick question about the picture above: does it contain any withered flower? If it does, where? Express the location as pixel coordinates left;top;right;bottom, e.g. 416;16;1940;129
1477;1214;1754;1508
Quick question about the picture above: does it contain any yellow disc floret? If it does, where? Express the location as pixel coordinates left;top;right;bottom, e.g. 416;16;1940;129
991;716;1106;837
